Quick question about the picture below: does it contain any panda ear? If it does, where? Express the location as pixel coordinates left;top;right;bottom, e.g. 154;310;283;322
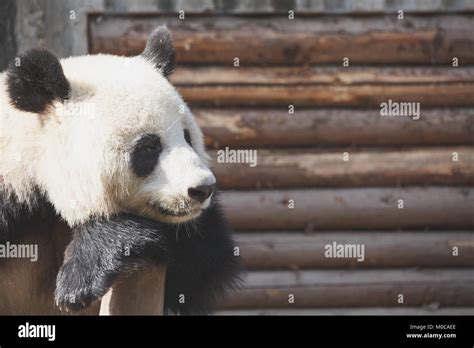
6;48;70;114
141;26;176;78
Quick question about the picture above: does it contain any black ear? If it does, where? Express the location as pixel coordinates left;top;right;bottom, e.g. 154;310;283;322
141;26;176;78
6;48;70;114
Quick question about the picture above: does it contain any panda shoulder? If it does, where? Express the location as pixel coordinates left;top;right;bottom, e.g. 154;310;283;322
0;186;54;241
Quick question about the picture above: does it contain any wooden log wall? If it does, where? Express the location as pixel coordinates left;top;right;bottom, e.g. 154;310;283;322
89;11;474;315
89;15;474;65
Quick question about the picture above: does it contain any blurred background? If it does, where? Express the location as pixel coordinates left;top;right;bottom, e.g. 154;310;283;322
1;0;474;315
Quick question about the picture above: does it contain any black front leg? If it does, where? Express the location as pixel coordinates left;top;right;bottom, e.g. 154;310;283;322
54;214;170;311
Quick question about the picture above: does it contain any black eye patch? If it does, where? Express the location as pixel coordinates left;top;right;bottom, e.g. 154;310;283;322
184;129;192;147
131;134;162;177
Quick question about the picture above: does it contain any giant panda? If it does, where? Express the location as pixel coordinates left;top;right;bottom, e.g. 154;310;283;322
0;26;242;315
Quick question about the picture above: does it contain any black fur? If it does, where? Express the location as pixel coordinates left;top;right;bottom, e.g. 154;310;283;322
184;129;192;147
141;26;176;78
131;133;162;177
6;48;70;113
54;198;242;314
164;200;242;315
0;187;54;242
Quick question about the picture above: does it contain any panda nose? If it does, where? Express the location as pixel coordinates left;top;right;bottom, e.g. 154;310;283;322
188;184;215;203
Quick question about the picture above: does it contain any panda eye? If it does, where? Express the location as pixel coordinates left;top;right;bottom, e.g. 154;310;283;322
184;129;192;147
142;144;157;153
131;134;161;177
136;134;161;153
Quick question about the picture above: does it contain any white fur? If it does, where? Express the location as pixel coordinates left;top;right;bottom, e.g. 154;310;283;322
0;54;214;225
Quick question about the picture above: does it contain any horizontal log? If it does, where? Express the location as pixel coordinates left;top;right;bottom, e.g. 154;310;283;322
172;67;474;86
96;1;474;15
195;109;474;147
242;269;474;288
220;187;474;230
211;147;474;189
89;15;474;65
178;84;474;107
218;270;474;308
235;231;474;269
216;307;474;315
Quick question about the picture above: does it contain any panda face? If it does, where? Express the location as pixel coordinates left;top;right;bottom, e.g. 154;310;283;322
2;27;216;225
126;122;216;224
114;72;216;224
56;54;215;224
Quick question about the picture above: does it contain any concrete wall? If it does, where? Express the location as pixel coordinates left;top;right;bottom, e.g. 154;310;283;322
0;0;17;70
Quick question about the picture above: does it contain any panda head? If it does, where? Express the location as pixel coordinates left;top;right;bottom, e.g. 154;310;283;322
4;26;216;225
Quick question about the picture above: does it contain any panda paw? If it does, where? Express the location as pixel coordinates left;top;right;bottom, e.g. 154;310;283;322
54;257;115;312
